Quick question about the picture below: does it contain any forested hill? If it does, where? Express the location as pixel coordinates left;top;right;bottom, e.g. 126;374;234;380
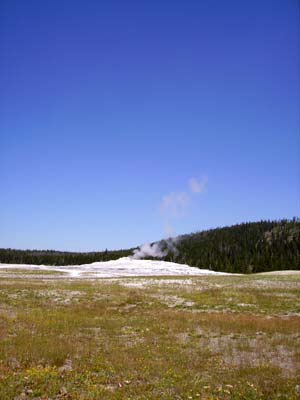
0;219;299;273
0;248;133;267
162;218;300;273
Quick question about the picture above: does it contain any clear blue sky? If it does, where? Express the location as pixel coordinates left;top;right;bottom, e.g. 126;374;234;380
0;0;299;251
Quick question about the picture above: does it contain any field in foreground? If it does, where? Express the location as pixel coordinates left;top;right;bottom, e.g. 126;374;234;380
0;273;299;399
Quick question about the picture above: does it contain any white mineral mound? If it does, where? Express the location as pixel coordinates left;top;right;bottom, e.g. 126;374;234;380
0;257;228;278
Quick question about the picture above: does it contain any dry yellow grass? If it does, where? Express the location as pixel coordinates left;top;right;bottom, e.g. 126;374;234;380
0;273;299;399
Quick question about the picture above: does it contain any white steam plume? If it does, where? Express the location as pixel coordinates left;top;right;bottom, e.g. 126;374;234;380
161;176;208;234
132;237;180;260
132;176;207;260
132;242;168;259
188;176;208;193
161;192;189;219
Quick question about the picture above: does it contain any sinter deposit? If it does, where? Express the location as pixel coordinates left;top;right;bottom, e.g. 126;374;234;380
0;257;228;278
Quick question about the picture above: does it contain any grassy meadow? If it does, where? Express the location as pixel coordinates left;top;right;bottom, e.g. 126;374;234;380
0;272;299;399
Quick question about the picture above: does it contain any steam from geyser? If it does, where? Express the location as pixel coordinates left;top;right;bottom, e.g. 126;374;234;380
132;176;207;260
132;237;179;260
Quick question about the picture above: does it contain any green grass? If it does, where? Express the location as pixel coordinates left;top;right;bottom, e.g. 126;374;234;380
0;275;299;399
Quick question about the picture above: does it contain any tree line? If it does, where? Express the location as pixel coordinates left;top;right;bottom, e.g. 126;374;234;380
162;218;300;273
0;218;299;273
0;248;132;266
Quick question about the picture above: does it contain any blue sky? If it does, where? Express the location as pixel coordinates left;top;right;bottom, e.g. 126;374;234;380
0;0;299;251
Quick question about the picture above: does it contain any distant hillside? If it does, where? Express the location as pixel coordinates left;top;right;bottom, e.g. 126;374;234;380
162;218;300;273
0;247;132;266
0;219;299;273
